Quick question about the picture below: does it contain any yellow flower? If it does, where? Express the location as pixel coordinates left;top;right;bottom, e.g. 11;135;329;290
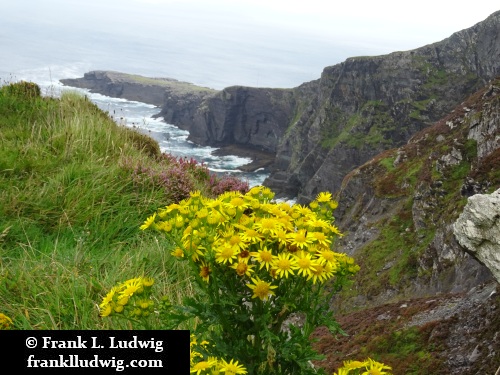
306;217;330;231
240;227;262;244
228;233;246;251
247;276;277;301
248;198;260;210
157;220;173;232
0;313;13;329
274;228;289;248
99;303;113;317
140;213;156;230
207;211;222;225
199;262;211;283
175;214;185;228
293;204;313;217
316;191;332;202
261;186;274;199
247;185;264;197
250;246;274;270
196;207;209;220
309;200;319;209
253;217;281;235
361;358;392;375
329;200;339;210
183;240;205;262
171;247;185;258
311;231;331;247
229;196;249;210
342;359;367;370
226;206;237;217
286;229;314;249
316;249;338;265
294;251;318;278
99;286;118;308
142;277;154;287
189;190;202;199
138;299;153;309
190;359;217;374
329;223;343;236
219;358;247;374
231;262;254;277
306;263;329;284
215;243;238;264
119;277;143;298
117;296;129;306
271;253;298;279
237;249;251;263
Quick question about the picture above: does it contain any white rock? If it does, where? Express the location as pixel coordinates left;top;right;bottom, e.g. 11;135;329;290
453;188;500;283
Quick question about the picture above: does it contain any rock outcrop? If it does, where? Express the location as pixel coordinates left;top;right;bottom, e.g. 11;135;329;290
60;70;216;108
453;188;500;283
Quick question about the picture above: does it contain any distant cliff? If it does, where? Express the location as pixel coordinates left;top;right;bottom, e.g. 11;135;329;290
60;70;216;108
61;11;500;203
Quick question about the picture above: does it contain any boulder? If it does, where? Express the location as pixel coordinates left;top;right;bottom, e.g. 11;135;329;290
453;188;500;283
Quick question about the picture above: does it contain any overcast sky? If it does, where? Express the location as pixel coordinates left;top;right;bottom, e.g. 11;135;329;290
120;0;499;50
5;0;499;52
1;0;499;88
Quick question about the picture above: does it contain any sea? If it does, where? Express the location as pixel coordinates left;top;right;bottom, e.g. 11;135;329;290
0;1;396;188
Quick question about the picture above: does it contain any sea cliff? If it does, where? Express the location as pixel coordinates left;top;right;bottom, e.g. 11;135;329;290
62;11;500;203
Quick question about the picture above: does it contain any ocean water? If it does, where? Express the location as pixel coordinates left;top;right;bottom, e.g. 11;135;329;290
84;91;269;186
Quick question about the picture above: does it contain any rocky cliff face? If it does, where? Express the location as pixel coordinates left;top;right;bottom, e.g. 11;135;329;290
60;12;500;204
308;76;500;375
157;84;302;153
333;77;500;308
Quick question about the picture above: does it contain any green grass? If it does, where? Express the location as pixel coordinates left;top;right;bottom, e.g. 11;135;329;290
107;71;217;93
0;81;220;329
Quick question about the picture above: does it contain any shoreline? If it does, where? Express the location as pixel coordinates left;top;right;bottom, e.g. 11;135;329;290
212;144;275;172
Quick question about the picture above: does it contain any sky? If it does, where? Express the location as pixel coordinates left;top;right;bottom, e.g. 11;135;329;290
1;0;499;89
99;0;500;50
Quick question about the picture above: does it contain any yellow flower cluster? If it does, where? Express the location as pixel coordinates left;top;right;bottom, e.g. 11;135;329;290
99;276;155;318
0;313;13;329
190;334;247;375
142;186;359;301
333;358;393;375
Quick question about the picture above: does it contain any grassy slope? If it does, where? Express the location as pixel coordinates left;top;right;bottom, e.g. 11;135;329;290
0;82;239;329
